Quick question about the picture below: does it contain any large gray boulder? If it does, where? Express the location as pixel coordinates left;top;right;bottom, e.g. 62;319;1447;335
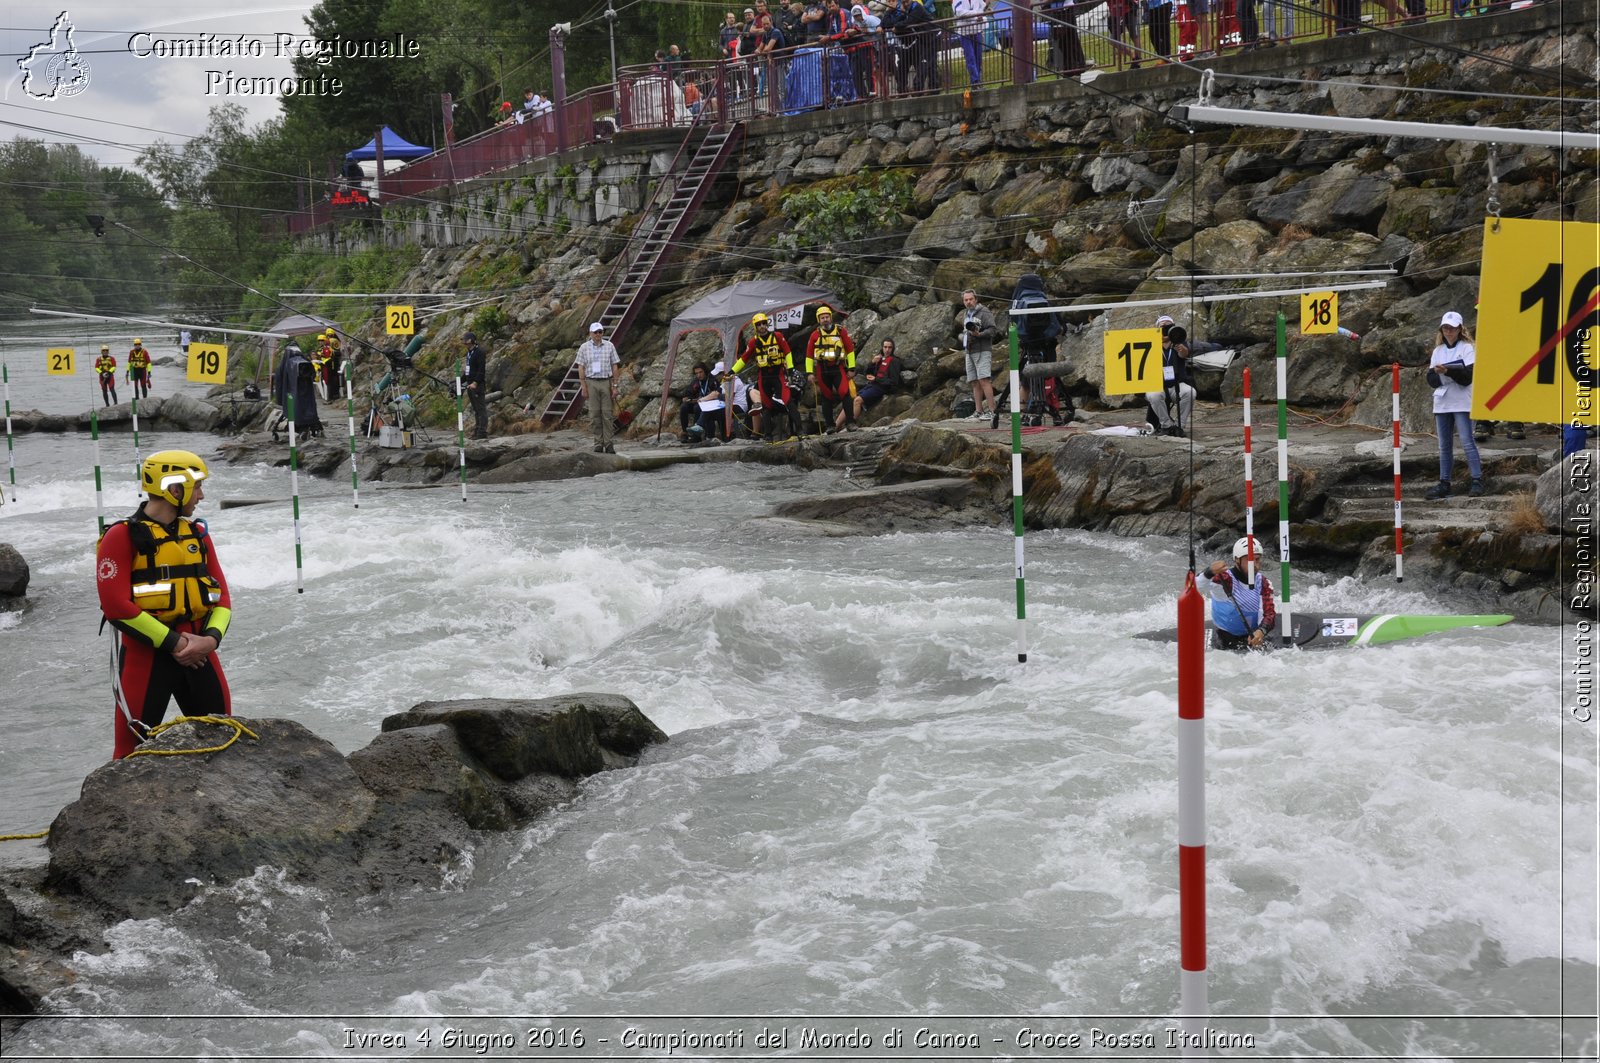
1535;449;1600;533
0;543;27;597
155;392;221;431
42;696;668;921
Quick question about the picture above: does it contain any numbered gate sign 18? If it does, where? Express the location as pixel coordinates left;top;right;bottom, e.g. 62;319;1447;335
1102;327;1164;395
1300;291;1338;335
386;304;415;336
187;343;228;384
1475;218;1600;427
45;347;76;376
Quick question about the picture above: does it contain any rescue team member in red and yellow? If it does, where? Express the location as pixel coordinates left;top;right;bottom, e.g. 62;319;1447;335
126;338;152;400
94;344;119;407
731;313;798;441
805;304;856;433
96;450;233;760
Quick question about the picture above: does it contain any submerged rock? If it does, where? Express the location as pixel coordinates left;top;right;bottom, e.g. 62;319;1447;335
0;544;27;599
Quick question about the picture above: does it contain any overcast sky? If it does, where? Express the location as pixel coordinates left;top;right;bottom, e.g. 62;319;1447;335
2;3;321;167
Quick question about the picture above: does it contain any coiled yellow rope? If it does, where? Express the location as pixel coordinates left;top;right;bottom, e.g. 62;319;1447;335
1;716;260;842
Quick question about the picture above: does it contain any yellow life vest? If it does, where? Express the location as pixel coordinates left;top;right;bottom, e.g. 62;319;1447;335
95;355;117;375
751;334;788;369
126;516;222;624
128;348;150;369
812;326;847;361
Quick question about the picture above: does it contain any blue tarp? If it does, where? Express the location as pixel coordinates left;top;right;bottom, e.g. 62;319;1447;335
345;126;432;161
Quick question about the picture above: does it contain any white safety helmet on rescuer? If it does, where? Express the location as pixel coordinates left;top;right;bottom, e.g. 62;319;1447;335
142;449;209;507
1232;535;1262;561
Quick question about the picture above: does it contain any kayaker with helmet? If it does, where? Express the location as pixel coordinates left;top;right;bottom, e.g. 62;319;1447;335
1197;535;1277;650
95;450;233;759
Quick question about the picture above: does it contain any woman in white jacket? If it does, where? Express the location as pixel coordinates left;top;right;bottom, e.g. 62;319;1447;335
1425;309;1484;499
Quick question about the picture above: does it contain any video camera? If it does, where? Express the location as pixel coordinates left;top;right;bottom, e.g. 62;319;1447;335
384;348;414;371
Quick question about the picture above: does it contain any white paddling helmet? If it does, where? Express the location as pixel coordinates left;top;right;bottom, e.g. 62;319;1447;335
1232;535;1262;561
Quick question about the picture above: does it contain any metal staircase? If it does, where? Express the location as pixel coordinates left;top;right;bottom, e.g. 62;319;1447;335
539;118;745;427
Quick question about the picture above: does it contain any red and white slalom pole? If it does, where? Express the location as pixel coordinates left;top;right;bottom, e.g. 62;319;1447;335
1243;367;1255;582
1392;363;1403;582
1177;573;1207;1056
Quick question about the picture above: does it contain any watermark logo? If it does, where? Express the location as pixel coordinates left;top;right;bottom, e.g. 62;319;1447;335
18;11;92;101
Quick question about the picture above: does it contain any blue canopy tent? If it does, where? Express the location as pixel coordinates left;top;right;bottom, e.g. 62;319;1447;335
344;126;433;161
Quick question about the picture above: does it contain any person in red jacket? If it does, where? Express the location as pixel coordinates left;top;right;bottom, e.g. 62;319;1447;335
805;304;857;433
731;313;797;440
96;450;233;759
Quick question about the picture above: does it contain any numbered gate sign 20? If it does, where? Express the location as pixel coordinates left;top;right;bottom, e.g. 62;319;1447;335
187;343;228;384
387;305;415;336
1475;218;1600;427
1102;327;1164;395
1300;291;1339;335
45;347;76;376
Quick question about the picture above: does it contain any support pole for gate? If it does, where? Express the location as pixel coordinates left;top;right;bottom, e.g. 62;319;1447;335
91;409;106;537
1177;571;1207;1058
345;368;360;509
130;395;142;485
455;362;468;503
1008;324;1027;663
1392;363;1403;582
1275;312;1292;646
287;393;304;594
1242;367;1255;582
2;359;15;502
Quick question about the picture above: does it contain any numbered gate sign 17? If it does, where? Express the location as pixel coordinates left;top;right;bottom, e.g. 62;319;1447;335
1102;327;1164;395
187;343;228;384
387;304;415;336
45;347;76;376
1475;218;1600;427
1300;291;1338;335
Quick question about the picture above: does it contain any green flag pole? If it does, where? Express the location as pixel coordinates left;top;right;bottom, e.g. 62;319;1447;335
344;367;360;508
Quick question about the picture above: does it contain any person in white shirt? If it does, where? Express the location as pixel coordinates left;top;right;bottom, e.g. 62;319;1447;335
1424;309;1484;499
579;322;623;453
952;0;986;86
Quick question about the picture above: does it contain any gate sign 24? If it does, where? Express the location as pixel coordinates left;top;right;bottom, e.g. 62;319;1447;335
186;342;228;384
1475;218;1600;427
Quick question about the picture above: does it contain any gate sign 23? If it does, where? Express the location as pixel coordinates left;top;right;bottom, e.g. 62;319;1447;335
1475;218;1600;427
186;342;228;384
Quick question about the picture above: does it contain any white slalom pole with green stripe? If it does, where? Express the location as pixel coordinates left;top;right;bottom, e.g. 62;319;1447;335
455;362;467;503
1275;312;1292;646
287;392;304;594
2;359;15;502
130;394;142;488
344;367;359;509
91;408;106;537
1008;324;1027;663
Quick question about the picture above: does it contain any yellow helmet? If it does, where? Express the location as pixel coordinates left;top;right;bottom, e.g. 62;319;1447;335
751;313;770;328
815;304;833;318
101;344;110;352
133;338;143;345
142;450;209;507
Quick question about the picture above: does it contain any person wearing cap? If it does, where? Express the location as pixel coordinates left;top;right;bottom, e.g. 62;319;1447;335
1198;535;1277;651
463;331;489;439
579;322;623;453
806;305;858;433
95;344;119;407
1145;315;1194;438
1424;310;1484;499
717;360;754;437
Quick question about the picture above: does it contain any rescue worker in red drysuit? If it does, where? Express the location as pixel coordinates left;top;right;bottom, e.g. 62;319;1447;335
126;339;152;399
95;450;233;759
731;313;798;440
94;345;119;406
805;304;857;433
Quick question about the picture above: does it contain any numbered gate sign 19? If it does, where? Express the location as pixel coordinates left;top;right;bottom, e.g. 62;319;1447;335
187;342;228;384
45;347;76;375
1102;327;1164;395
386;304;415;336
1476;218;1600;427
1300;291;1338;335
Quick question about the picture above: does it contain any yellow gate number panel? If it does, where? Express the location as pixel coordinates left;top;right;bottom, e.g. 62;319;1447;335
1476;218;1600;427
386;305;415;335
1103;328;1164;395
187;343;228;384
45;348;76;376
1300;291;1338;335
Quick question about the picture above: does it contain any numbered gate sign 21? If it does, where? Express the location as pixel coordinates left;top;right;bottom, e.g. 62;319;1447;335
387;305;415;336
1102;327;1164;395
45;347;76;375
1476;218;1600;427
187;343;228;384
1300;291;1338;335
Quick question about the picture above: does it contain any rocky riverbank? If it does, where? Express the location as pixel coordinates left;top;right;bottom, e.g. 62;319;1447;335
0;694;667;1018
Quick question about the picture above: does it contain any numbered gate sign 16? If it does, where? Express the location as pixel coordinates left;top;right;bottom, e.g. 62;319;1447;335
1102;327;1164;395
1300;291;1338;335
187;343;228;384
1476;218;1600;427
387;305;415;336
45;347;76;376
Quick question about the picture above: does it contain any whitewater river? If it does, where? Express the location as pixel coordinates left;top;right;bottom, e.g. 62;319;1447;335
0;334;1595;1060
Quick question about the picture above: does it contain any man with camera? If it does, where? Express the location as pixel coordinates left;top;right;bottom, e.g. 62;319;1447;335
956;289;997;420
463;332;488;439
